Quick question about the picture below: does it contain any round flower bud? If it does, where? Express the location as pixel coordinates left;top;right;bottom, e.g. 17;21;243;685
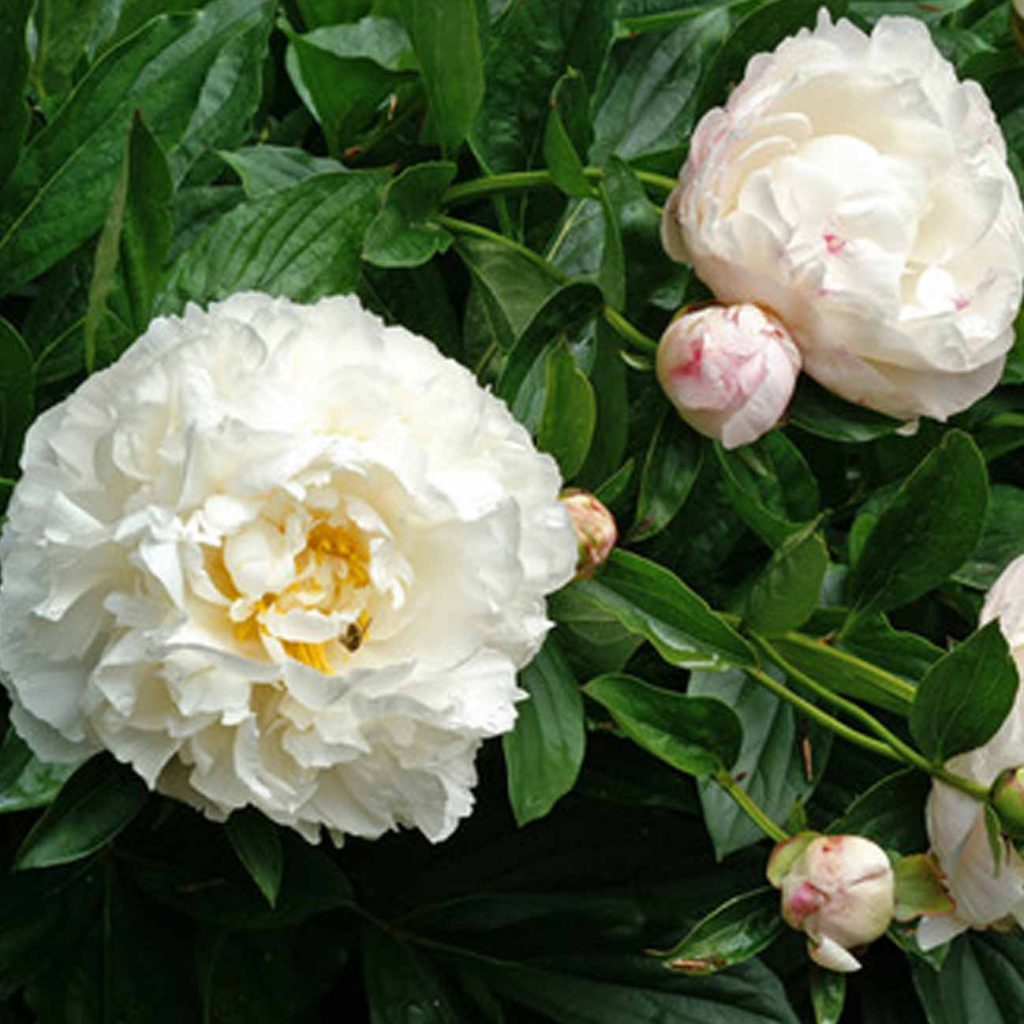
656;303;801;449
0;293;578;845
662;10;1024;422
922;555;1024;950
561;490;617;576
991;767;1024;840
771;834;895;973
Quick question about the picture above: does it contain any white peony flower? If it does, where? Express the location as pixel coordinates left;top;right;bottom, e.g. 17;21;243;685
656;303;801;449
921;555;1024;949
0;293;577;844
662;10;1024;422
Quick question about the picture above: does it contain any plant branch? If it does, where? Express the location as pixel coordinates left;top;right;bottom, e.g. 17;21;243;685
714;769;789;842
442;168;676;208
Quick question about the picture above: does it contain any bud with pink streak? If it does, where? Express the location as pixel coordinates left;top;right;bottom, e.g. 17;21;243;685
656;303;801;449
769;833;895;973
561;489;617;577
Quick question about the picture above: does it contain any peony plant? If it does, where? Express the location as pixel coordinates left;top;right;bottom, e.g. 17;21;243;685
0;2;1021;1022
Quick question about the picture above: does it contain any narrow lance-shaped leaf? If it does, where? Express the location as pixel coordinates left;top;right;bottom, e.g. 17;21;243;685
503;638;585;827
583;673;742;777
910;619;1018;763
397;0;484;155
85;110;173;372
659;888;783;975
542;69;592;199
15;755;148;871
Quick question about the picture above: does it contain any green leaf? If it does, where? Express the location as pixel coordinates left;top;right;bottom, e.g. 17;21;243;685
572;550;757;670
829;769;930;854
549;585;643;678
454;235;559;351
715;433;820;547
590;8;731;165
285;17;416;156
954;484;1024;590
0;0;275;293
219;145;343;198
31;0;105;101
744;528;829;635
296;0;371;28
538;341;597;479
0;0;32;188
767;632;916;716
543;71;593;199
630;413;704;542
362;924;460;1023
474;955;801;1024
788;377;901;442
15;755;148;870
0;316;34;477
659;888;782;975
362;161;456;268
597;180;627;309
472;0;614;173
912;933;1024;1024
397;0;484;155
0;729;75;814
690;668;831;859
161;170;387;308
910;620;1018;763
503;638;585;826
584;674;742;777
85;110;173;372
577;321;629;487
226;809;284;909
497;282;604;433
810;968;846;1024
849;430;989;617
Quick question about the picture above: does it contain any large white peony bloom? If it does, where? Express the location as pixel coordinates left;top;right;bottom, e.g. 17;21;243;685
0;293;576;844
662;10;1024;422
921;556;1024;950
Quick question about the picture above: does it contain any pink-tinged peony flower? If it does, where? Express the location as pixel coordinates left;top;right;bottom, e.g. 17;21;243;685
770;833;895;972
921;556;1024;949
662;10;1024;422
656;303;801;449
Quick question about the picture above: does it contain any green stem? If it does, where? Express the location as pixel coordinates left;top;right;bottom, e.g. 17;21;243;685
714;769;789;842
436;214;661;355
752;634;989;802
745;665;900;763
442;168;677;208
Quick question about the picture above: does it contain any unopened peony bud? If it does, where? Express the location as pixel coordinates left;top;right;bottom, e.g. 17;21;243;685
561;490;617;576
656;304;801;450
769;833;895;973
991;767;1024;840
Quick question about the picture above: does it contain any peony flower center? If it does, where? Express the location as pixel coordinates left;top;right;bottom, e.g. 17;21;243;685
223;512;376;675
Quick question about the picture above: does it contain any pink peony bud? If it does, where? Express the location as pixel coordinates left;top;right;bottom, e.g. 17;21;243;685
656;304;801;450
561;490;617;577
769;833;895;973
